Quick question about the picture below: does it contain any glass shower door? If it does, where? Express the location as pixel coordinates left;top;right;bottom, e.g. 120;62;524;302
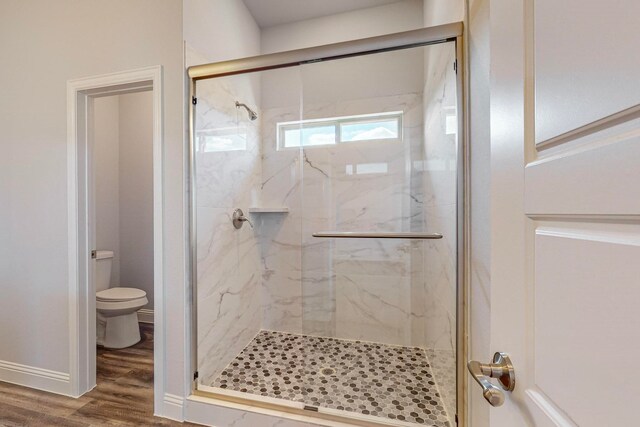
193;64;307;399
296;43;458;426
193;71;264;390
191;37;460;427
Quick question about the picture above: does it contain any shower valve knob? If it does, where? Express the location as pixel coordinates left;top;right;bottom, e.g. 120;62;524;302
232;208;253;229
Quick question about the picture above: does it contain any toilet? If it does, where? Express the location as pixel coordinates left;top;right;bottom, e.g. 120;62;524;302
95;250;148;349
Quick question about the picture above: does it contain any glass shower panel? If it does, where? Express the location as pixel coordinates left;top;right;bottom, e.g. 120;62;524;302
194;66;303;392
297;42;458;426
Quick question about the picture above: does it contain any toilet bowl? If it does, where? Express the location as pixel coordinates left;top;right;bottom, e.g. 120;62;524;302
95;250;148;349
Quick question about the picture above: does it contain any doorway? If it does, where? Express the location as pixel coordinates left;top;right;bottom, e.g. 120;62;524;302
67;66;164;413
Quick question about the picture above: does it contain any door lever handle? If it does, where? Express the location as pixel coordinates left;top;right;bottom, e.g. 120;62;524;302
467;352;515;407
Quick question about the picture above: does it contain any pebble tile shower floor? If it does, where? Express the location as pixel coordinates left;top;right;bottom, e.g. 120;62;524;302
211;330;454;426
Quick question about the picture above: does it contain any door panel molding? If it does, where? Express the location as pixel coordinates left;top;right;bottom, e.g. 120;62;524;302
532;0;640;144
535;104;640;151
532;225;640;426
525;388;578;427
525;120;640;215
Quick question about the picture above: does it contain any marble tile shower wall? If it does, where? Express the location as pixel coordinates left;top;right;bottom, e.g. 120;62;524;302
196;56;458;386
421;43;458;354
260;93;434;347
196;76;263;385
258;106;304;334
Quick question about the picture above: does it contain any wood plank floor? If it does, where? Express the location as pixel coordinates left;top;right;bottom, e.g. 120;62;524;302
0;324;200;426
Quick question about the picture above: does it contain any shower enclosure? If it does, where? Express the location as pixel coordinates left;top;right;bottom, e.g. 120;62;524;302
189;23;466;427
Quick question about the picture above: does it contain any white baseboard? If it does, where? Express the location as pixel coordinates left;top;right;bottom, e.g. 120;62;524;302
0;359;72;396
137;308;154;324
160;393;184;421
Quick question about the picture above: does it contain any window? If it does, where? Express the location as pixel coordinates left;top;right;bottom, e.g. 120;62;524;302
277;111;402;149
197;126;247;152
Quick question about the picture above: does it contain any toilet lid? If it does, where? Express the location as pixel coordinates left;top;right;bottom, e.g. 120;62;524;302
96;287;146;302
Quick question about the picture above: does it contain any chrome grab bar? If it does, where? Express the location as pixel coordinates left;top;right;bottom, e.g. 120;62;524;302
312;232;443;239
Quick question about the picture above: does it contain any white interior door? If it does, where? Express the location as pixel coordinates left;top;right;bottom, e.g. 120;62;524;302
485;0;640;426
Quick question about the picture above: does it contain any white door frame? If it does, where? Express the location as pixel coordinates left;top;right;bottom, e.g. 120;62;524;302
66;66;164;411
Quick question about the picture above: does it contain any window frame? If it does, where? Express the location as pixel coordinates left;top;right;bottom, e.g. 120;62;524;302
277;111;403;150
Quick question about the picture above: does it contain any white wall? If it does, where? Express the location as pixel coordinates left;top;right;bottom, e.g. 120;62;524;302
119;91;154;309
0;0;185;404
261;0;424;53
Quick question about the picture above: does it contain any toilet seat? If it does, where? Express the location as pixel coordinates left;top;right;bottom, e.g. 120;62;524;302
97;287;146;302
96;287;148;317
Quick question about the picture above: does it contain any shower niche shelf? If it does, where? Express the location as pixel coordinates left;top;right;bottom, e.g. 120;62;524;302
247;207;289;213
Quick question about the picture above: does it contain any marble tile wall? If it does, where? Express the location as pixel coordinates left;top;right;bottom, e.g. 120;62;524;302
195;73;263;386
260;93;433;346
258;106;304;334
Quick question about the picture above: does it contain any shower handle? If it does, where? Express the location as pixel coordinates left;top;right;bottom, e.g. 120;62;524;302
468;352;515;407
232;208;253;229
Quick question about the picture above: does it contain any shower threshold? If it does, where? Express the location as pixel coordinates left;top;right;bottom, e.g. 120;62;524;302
202;330;454;427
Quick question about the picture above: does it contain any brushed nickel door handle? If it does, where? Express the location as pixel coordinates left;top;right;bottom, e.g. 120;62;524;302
468;352;515;407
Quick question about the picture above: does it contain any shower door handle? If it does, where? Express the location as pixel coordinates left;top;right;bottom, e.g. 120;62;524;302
468;352;515;407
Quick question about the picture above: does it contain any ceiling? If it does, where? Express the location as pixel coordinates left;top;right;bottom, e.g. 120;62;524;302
242;0;403;28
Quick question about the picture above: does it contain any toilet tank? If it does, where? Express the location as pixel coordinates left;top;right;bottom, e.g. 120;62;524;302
95;250;114;292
